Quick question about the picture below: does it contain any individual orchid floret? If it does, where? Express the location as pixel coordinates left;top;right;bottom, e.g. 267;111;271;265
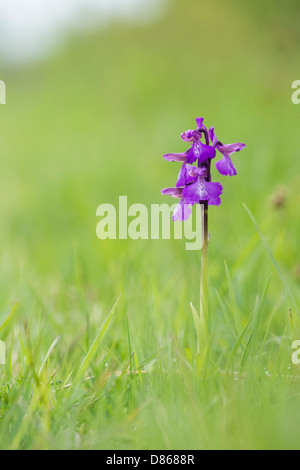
172;200;193;222
186;140;216;165
183;178;223;206
181;129;200;143
161;187;193;222
209;127;246;177
164;140;215;166
187;166;207;178
180;118;216;165
176;163;198;187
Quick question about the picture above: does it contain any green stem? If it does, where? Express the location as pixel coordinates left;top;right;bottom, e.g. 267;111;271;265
198;133;211;354
200;201;209;345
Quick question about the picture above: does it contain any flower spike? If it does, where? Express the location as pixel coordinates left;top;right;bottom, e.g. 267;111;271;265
162;117;246;221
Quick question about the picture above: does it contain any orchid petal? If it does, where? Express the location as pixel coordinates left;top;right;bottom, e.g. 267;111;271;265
161;187;183;199
172;200;193;222
176;163;197;188
216;156;237;177
163;152;188;163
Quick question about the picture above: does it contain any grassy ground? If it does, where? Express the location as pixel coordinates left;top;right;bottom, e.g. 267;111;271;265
0;0;300;450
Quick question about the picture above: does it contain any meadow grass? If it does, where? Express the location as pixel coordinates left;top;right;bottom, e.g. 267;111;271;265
0;0;300;450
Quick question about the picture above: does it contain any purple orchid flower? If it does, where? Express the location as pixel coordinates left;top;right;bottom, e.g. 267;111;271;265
181;120;216;164
172;201;193;222
209;127;246;177
183;178;223;206
176;163;198;188
162;117;245;222
161;187;193;222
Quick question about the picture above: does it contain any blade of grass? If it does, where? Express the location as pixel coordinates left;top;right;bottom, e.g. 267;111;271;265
241;273;272;367
38;336;61;377
127;316;133;374
262;295;285;352
243;203;299;315
190;302;201;355
75;295;121;381
225;261;243;340
215;290;238;340
0;301;19;334
226;310;255;371
133;348;143;384
134;341;172;372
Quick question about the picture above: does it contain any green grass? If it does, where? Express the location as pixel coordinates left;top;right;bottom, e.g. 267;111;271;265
0;0;300;450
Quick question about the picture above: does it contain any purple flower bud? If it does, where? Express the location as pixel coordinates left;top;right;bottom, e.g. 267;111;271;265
181;129;200;143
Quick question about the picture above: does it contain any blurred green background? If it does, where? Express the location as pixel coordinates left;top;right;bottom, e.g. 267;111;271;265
0;0;300;450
